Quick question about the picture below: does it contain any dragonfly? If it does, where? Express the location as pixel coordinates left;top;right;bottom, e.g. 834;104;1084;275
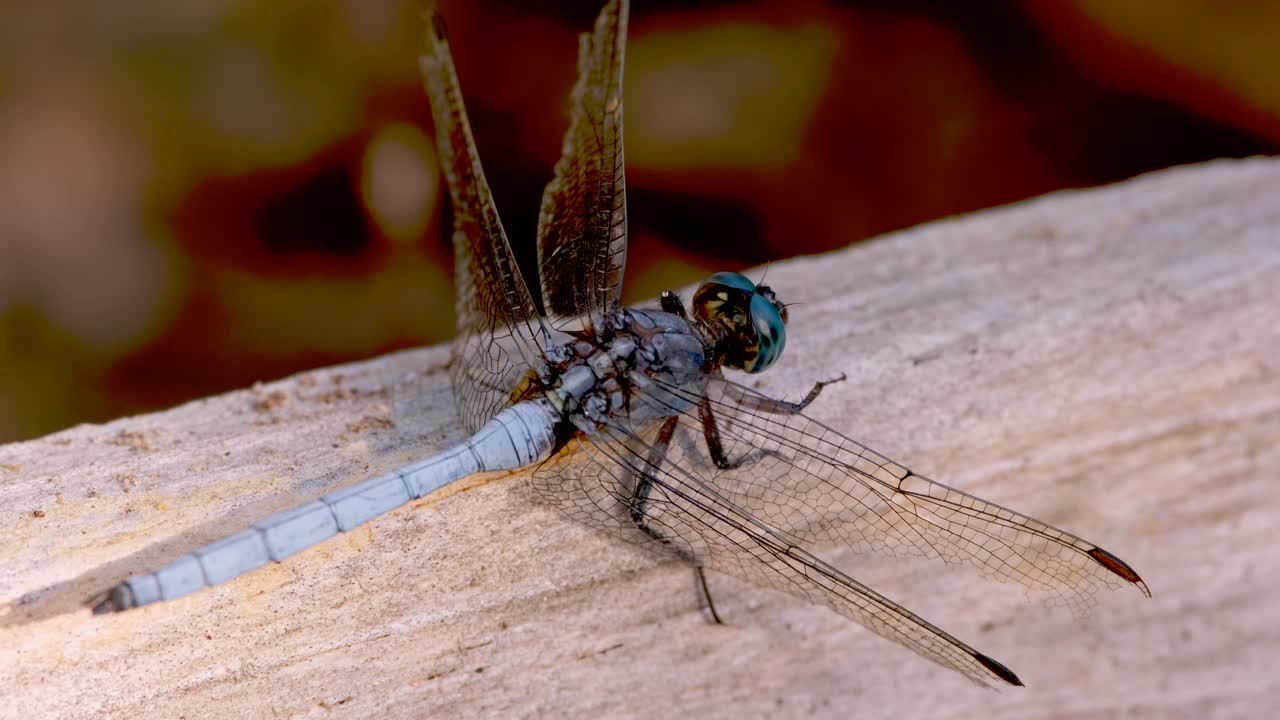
91;0;1150;688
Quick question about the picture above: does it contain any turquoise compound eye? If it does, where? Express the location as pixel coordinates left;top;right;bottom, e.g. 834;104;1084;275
691;270;790;373
704;271;757;293
745;292;786;372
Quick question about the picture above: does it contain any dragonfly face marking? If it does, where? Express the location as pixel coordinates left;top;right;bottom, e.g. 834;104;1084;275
692;271;788;373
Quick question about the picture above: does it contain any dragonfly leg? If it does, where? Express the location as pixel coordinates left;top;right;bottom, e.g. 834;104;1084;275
746;373;847;414
700;390;802;470
699;395;742;470
700;373;847;469
694;566;724;625
628;415;724;623
702;391;795;471
628;418;677;531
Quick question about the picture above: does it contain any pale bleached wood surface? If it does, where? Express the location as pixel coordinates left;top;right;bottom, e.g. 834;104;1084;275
2;158;1278;719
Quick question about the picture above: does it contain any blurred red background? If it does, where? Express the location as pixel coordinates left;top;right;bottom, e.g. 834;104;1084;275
1;0;1276;442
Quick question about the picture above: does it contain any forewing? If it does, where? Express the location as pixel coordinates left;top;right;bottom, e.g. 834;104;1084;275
535;0;629;333
531;407;1023;687
665;375;1152;616
421;13;553;432
534;372;1149;685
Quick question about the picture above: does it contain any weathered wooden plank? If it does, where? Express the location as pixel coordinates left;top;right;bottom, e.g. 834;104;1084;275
2;157;1277;719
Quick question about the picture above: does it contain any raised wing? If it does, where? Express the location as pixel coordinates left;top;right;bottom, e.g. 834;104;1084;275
421;13;553;432
531;373;1148;686
535;0;630;333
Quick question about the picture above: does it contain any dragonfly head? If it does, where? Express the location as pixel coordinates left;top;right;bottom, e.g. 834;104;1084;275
692;271;788;373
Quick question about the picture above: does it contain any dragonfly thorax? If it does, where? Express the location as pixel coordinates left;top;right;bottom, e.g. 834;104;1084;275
539;307;711;430
691;272;788;373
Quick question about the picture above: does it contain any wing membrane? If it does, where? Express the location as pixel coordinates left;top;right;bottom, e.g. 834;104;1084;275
532;405;1023;687
687;376;1151;614
535;0;630;332
420;13;553;431
532;373;1148;686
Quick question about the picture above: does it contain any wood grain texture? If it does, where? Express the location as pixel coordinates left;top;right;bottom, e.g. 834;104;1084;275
2;157;1277;719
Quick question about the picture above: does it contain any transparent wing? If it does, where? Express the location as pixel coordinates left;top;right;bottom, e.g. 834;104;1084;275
531;373;1148;687
535;0;629;334
686;376;1150;614
533;408;1023;687
421;13;553;432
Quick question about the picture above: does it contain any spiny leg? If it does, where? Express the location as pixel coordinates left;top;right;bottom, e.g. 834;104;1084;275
752;372;847;414
693;566;722;625
627;415;723;624
700;373;847;469
690;372;848;609
699;395;739;470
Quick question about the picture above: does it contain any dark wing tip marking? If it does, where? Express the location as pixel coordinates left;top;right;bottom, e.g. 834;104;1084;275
1087;547;1152;598
973;651;1024;687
